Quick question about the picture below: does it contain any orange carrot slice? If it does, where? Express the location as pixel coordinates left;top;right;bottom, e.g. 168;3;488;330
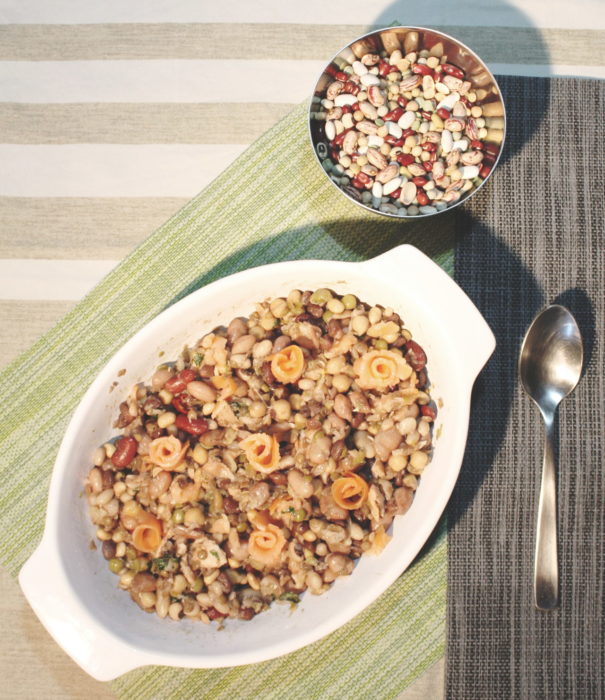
270;345;305;383
240;433;280;474
148;436;188;470
210;375;237;399
331;472;369;510
131;510;163;554
354;349;412;391
248;524;286;567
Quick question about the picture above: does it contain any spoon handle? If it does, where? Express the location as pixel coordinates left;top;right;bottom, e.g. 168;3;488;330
534;416;558;609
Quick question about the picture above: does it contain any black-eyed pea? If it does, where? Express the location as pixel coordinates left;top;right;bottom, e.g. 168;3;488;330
272;399;291;421
351;314;370;336
408;450;429;474
388;451;408;472
332;373;352;393
248;400;266;419
368;306;382;325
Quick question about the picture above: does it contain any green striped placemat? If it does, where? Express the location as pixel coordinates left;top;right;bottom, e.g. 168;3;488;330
0;101;454;698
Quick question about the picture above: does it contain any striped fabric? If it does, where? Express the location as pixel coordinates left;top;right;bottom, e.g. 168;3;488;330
1;2;604;698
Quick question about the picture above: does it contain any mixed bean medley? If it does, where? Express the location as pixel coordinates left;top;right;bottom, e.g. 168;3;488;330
312;31;504;215
86;290;436;624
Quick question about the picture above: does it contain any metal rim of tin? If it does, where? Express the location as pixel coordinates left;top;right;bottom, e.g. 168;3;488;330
308;26;507;219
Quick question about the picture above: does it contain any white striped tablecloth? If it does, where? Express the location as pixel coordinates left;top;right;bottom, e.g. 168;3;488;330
0;1;603;697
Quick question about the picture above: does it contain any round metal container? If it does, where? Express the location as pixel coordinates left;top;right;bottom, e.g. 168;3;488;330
309;26;506;219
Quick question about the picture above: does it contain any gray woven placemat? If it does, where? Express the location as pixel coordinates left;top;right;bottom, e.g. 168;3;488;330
447;76;605;699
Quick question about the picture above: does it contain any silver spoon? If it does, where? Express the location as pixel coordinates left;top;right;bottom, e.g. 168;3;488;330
519;304;583;610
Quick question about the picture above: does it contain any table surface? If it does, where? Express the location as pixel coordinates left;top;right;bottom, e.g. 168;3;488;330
1;0;603;696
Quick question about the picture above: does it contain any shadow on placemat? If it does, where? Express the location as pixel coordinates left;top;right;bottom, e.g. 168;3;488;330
170;214;461;307
446;75;604;700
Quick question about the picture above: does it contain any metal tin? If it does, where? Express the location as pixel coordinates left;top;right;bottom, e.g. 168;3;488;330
308;26;507;219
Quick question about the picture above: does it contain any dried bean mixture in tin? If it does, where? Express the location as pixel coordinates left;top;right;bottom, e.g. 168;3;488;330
86;290;437;624
312;32;504;215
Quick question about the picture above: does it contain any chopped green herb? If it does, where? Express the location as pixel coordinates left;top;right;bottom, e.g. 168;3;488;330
279;592;300;604
192;352;204;366
211;550;220;560
151;556;180;574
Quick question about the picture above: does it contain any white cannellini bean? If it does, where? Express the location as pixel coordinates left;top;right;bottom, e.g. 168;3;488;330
383;177;402;195
386;121;403;138
459;165;480;179
440;129;453;153
367;134;385;148
334;93;358;107
360;73;380;87
325;121;336;141
437;92;460;111
352;60;368;76
372;181;383;198
397;111;416;130
452;138;469;151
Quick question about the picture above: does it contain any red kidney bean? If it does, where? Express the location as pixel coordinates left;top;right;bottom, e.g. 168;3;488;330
390;188;401;199
402;128;415;139
206;607;227;620
442;63;465;79
397;95;409;108
412;63;432;75
385;107;404;121
325;65;338;78
172;394;192;414
335;71;348;82
397;153;415;166
436;108;450;120
405;340;427;371
416;190;429;206
357;171;372;184
384;135;404;146
174;415;208;436
484;143;500;156
165;369;196;395
352;102;360;111
422;142;437;152
412;176;428;186
351;177;365;190
378;60;391;77
333;129;351;146
344;81;360;95
111;436;138;468
421;110;432;121
341;105;352;114
471;139;484;150
479;165;492;178
421;405;437;421
423;161;434;172
459;96;471;108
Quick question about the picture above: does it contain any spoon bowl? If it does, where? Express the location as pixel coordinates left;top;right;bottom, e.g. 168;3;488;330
519;304;583;609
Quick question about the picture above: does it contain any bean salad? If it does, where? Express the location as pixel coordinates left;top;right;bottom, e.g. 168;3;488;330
86;289;436;624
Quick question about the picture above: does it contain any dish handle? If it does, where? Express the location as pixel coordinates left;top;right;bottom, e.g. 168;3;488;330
366;244;496;381
19;537;143;681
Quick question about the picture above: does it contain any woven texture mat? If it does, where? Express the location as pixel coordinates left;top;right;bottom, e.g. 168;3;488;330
0;101;457;698
447;76;605;699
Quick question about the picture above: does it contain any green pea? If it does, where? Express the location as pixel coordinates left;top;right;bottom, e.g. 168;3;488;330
190;578;203;593
322;310;334;323
374;339;388;350
237;521;248;533
310;288;332;305
125;546;137;561
172;508;184;524
130;557;148;573
341;294;357;310
108;558;123;575
294;508;307;522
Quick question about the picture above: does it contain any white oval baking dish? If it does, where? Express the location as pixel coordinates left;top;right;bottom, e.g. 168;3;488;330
19;244;495;680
